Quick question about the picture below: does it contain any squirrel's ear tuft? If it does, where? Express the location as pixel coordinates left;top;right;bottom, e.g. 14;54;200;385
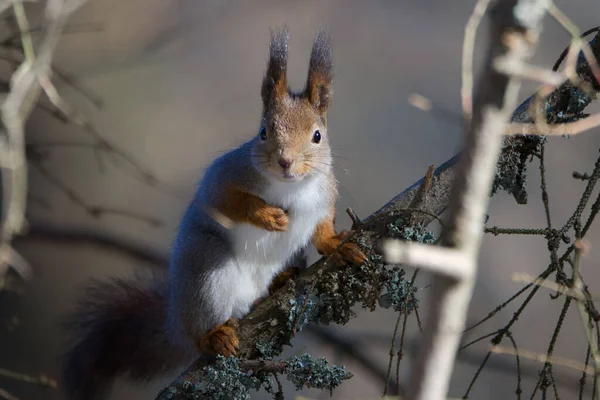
305;28;333;114
261;26;290;109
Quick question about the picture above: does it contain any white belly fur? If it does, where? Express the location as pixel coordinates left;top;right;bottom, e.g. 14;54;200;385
228;175;330;318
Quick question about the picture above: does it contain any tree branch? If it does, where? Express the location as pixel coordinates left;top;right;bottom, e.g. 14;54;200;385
385;1;549;399
0;0;89;287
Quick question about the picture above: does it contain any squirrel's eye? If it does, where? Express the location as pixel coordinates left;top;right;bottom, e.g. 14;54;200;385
259;127;267;141
312;130;321;144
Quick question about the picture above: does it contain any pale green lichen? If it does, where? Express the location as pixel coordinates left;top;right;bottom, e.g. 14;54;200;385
494;83;591;204
186;354;350;399
306;221;434;326
255;340;278;359
287;291;318;332
285;354;352;392
378;267;418;313
193;356;262;400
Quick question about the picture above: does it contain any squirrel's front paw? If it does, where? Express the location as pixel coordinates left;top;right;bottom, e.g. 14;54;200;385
197;318;239;358
255;206;289;232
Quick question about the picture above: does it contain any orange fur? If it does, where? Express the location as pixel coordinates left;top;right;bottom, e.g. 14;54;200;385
218;185;289;231
312;211;366;266
197;318;239;357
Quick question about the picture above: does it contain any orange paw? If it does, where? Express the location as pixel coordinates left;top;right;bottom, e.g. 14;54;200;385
197;318;239;357
255;206;289;232
332;242;367;266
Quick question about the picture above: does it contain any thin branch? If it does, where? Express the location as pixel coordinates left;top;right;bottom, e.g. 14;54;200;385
383;312;402;396
461;0;492;119
490;345;594;375
485;226;551;235
11;1;34;62
0;48;104;108
0;0;89;286
306;325;399;395
512;272;585;300
506;113;600;136
29;161;164;227
548;3;600;86
579;345;593;400
505;332;523;400
572;240;600;399
0;368;57;388
408;93;463;127
0;388;19;400
346;207;361;229
32;73;188;201
17;222;168;267
386;2;550;399
408;165;436;211
383;244;471;280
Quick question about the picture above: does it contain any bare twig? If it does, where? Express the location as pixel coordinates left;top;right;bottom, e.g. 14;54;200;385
548;3;600;86
306;325;400;394
490;345;595;375
572;240;600;399
30;160;164;227
512;272;585;300
383;312;403;396
0;0;88;285
383;1;549;399
17;222;168;267
383;244;471;280
408;93;463;126
0;368;57;388
0;387;19;400
408;165;435;210
346;207;361;229
506;113;600;136
461;0;492;119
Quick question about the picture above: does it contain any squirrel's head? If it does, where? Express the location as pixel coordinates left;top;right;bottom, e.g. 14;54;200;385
252;27;333;182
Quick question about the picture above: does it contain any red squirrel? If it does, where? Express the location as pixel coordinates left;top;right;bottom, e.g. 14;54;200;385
62;27;366;400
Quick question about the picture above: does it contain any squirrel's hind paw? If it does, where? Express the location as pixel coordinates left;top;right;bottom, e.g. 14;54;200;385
334;242;367;266
198;318;240;358
330;230;367;266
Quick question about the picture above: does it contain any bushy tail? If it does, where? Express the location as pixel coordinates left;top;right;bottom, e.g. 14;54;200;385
61;276;188;400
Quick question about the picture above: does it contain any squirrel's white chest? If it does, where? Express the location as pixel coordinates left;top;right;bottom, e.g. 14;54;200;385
228;177;330;311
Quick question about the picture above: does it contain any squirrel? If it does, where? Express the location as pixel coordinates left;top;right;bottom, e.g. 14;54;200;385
61;27;366;400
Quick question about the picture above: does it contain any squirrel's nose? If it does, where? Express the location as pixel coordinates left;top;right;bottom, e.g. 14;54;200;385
278;157;293;169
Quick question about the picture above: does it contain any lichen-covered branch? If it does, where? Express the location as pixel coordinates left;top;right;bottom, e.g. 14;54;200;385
496;28;600;204
157;354;352;400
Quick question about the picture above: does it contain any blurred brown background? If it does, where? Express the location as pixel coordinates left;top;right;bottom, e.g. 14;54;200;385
2;0;600;399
